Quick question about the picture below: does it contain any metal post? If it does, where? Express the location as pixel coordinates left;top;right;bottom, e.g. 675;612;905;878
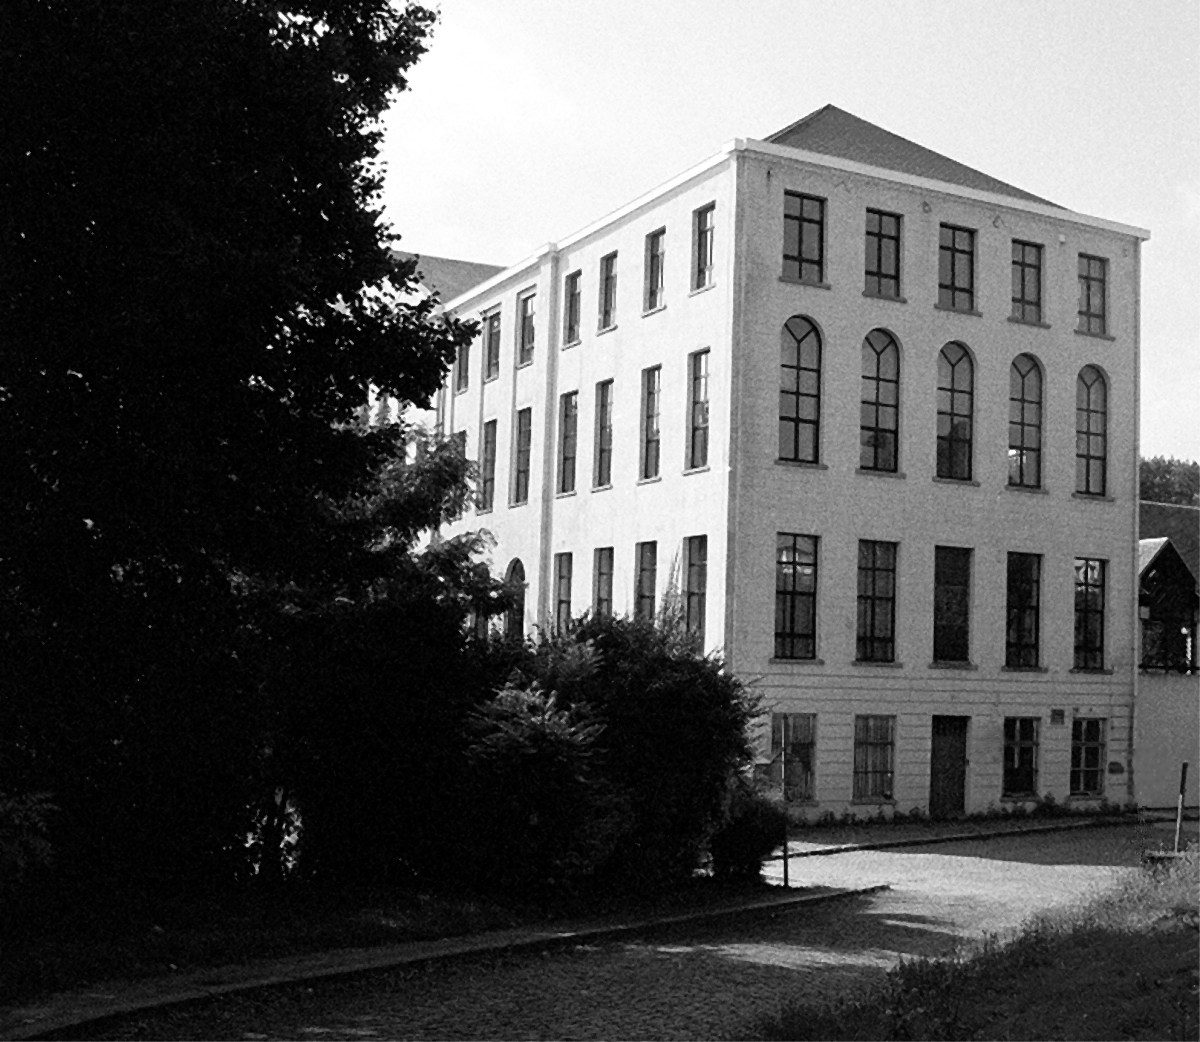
1174;762;1189;854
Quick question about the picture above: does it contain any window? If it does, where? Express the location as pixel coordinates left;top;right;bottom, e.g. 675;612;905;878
504;559;525;638
599;252;617;330
1003;718;1039;797
933;546;971;663
693;203;715;289
553;552;572;633
775;533;818;660
1070;718;1107;796
1077;255;1107;335
938;224;975;311
1076;366;1107;495
1074;558;1106;669
594;379;613;487
936;343;974;480
1011;241;1043;324
517;292;536;365
593;547;614;617
783;192;825;282
853;715;895;801
455;340;470;392
484;311;501;379
857;540;897;663
865;209;901;298
770;713;816;802
1006;552;1041;667
635;541;657;620
1008;354;1043;488
684;535;707;641
644;228;665;311
688;350;710;469
640;366;661;480
860;329;899;472
479;419;497;511
779;316;822;463
555;392;578;494
563;270;581;344
512;407;532;504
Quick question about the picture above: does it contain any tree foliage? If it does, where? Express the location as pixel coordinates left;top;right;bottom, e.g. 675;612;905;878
1140;457;1199;506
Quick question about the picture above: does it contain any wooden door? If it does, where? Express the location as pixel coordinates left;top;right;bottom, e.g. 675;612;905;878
929;716;969;819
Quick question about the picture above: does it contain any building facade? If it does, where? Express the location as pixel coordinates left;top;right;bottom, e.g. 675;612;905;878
433;106;1150;818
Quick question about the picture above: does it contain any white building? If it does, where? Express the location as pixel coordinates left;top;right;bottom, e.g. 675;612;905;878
432;105;1150;818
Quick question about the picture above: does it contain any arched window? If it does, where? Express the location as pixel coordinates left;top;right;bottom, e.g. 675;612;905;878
1076;366;1107;495
1008;354;1043;488
504;559;526;639
779;316;821;463
860;330;900;472
936;343;974;480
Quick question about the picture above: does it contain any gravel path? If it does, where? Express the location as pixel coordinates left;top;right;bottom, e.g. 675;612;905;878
75;822;1195;1041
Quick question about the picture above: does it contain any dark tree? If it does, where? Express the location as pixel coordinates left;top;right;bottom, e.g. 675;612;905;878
1140;457;1200;506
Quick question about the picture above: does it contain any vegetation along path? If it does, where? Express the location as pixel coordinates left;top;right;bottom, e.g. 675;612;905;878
60;821;1195;1041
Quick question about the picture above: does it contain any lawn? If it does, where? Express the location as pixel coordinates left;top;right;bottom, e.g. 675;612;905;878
751;846;1199;1041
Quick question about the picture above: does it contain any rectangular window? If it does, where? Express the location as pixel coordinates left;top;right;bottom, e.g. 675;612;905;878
455;341;470;392
563;270;581;345
1077;255;1107;335
1011;241;1043;324
640;365;661;480
512;407;532;504
933;546;971;663
1074;558;1106;670
594;379;613;488
783;192;825;283
556;392;578;494
853;715;895;801
1070;718;1107;796
1006;552;1041;668
599;252;618;330
553;552;572;633
1003;717;1039;797
693;203;715;289
856;540;897;663
865;209;901;298
775;533;818;660
517;291;536;366
593;547;614;617
635;541;657;620
938;224;975;311
770;713;816;802
688;349;710;470
644;228;665;311
478;419;497;511
484;311;501;379
684;534;707;641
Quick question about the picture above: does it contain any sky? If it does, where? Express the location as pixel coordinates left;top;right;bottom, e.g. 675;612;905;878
380;0;1199;460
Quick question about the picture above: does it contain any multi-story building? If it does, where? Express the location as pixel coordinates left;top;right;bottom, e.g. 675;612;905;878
432;105;1150;817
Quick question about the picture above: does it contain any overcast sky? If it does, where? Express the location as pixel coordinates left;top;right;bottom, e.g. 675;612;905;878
379;0;1199;460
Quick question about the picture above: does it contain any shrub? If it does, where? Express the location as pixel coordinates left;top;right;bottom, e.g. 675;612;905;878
0;790;56;903
710;778;788;880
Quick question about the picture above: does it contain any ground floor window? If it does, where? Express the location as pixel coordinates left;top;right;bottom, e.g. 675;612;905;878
1070;718;1107;796
770;713;816;802
1002;717;1039;797
853;714;895;800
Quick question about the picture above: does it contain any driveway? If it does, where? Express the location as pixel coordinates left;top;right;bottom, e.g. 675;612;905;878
70;822;1195;1041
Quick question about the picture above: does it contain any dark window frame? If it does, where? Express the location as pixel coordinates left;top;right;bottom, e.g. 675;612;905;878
779;316;822;464
635;540;657;620
770;713;816;802
1006;552;1042;668
853;715;895;801
484;310;502;379
936;342;974;480
593;547;614;617
1008;353;1043;488
1003;717;1040;797
1077;254;1107;335
517;291;536;366
1074;558;1106;670
479;418;497;511
688;349;710;470
693;203;715;289
644;227;666;312
1070;718;1107;796
563;270;582;345
553;552;572;633
860;329;900;472
1076;365;1108;495
594;379;613;488
938;224;975;311
933;546;971;663
865;209;901;298
455;340;470;392
512;407;532;505
783;191;826;283
640;365;661;480
557;391;578;494
775;532;818;660
684;534;707;641
1011;240;1043;324
856;540;897;663
599;252;618;330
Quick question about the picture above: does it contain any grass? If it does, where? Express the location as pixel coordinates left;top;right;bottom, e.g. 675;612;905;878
749;846;1200;1041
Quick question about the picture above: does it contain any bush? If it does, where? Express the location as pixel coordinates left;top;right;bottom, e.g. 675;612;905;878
710;778;788;880
0;790;56;904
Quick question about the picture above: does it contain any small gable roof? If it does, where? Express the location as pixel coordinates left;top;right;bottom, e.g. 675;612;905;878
766;105;1062;208
394;252;506;304
1141;501;1199;582
1139;537;1170;577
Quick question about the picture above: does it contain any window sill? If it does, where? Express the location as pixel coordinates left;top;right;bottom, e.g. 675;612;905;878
851;797;897;806
779;276;832;290
555;489;576;499
476;507;493;516
1065;793;1107;803
862;290;907;304
596;323;618;336
1006;483;1048;495
689;282;716;297
642;304;667;318
857;467;906;480
1070;667;1114;675
934;304;982;317
484;373;500;384
1074;328;1115;341
929;661;978;671
1072;492;1114;502
637;475;662;486
454;386;469;396
562;338;581;350
999;794;1039;803
1007;316;1051;329
1002;666;1049;673
684;465;711;476
852;660;904;668
509;499;529;509
515;360;534;370
776;459;828;471
591;483;612;493
932;476;979;487
771;657;825;666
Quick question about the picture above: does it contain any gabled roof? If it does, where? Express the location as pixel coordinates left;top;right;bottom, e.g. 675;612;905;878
394;252;506;304
1139;537;1170;576
766;105;1063;208
1141;501;1200;581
